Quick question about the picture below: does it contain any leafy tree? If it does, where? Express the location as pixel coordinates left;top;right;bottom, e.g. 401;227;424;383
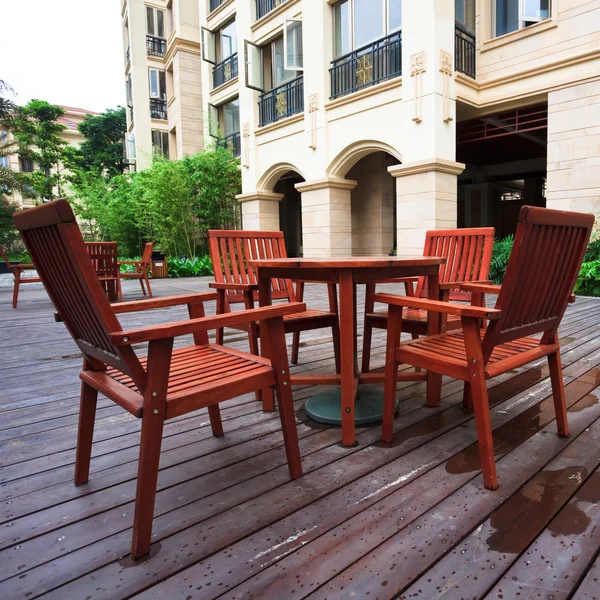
10;100;67;200
0;195;19;251
0;81;25;195
65;107;127;180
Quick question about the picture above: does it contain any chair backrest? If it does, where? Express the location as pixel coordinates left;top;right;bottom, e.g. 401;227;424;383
483;205;593;357
208;230;296;304
85;242;119;278
416;227;495;301
140;242;153;267
13;200;146;389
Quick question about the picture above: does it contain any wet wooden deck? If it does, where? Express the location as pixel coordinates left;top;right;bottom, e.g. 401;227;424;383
1;276;600;600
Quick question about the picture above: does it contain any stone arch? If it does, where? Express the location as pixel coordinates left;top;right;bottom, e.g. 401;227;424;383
327;140;403;178
256;162;306;193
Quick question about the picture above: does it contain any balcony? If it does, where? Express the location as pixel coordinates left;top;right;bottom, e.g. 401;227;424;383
146;35;166;58
256;0;287;21
259;75;303;127
213;53;238;89
455;22;476;78
217;131;241;157
209;0;226;12
330;31;402;100
149;98;167;120
125;46;130;66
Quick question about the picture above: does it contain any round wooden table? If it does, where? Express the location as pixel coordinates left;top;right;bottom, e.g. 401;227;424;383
248;257;446;447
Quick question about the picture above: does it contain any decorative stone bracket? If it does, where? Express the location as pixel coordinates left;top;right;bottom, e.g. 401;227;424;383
439;50;453;123
242;123;250;169
410;51;426;123
308;93;318;150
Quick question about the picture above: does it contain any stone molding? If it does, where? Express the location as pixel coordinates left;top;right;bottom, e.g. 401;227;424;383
164;38;201;67
236;191;285;203
295;177;357;193
388;158;465;178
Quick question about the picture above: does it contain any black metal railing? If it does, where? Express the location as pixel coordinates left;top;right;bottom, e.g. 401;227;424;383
128;105;134;122
218;132;241;157
126;47;130;64
210;0;226;12
256;0;286;20
150;98;167;120
213;53;238;88
259;76;303;127
330;31;402;99
455;22;475;78
146;35;166;58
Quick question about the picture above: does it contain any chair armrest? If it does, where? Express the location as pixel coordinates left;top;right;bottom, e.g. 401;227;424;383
209;282;259;291
118;260;141;265
111;292;218;314
12;263;35;270
371;293;502;320
459;283;502;295
439;280;493;290
111;302;307;345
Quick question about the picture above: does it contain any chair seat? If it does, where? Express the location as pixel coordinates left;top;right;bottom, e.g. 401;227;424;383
82;344;275;419
397;330;546;379
367;309;462;326
283;309;336;322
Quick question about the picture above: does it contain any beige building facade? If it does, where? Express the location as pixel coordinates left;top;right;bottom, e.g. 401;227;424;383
123;0;600;256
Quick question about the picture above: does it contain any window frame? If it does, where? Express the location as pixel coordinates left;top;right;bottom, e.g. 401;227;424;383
151;130;169;158
283;19;303;71
148;68;167;100
492;0;551;38
146;6;166;38
333;0;401;58
271;35;297;87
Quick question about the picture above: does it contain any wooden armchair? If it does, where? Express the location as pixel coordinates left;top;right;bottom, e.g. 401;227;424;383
0;245;41;308
208;230;341;381
376;206;593;490
13;200;305;559
362;227;495;372
118;242;154;302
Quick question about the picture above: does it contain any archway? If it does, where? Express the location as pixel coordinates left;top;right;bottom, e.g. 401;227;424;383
274;171;305;257
327;140;403;179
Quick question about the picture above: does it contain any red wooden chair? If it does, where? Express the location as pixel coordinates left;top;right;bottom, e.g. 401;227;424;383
13;200;305;559
375;207;593;491
362;227;495;372
208;230;341;386
85;242;120;301
0;245;41;308
118;242;154;301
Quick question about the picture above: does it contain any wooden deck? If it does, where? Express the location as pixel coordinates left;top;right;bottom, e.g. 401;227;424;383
1;276;600;600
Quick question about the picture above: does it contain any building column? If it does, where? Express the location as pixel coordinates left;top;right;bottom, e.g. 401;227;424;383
546;80;600;214
390;159;465;255
295;177;357;258
237;191;283;231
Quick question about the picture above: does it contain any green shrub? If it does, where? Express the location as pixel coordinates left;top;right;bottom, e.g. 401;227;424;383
574;260;600;296
489;235;514;284
167;256;214;278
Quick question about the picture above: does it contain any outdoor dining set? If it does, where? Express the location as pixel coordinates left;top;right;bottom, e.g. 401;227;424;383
7;198;594;560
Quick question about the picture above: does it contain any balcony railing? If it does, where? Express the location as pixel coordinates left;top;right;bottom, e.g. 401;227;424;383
256;0;286;20
213;53;238;88
125;46;130;65
455;23;475;78
150;98;167;120
218;131;241;157
259;76;303;127
147;35;166;58
330;31;402;100
209;0;226;12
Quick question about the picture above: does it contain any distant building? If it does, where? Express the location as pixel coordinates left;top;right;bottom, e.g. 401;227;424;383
121;0;600;256
1;105;98;208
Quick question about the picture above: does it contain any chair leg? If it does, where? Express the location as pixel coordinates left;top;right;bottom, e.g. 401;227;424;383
361;317;373;373
145;273;153;298
208;405;224;437
469;372;498;490
291;332;300;365
117;276;123;303
12;271;20;309
216;290;226;345
332;320;341;374
382;305;402;442
139;277;146;296
426;371;443;408
74;381;98;485
462;382;472;410
548;350;569;437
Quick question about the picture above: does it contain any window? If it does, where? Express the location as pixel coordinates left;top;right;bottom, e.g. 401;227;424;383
0;155;8;168
151;130;169;158
272;36;296;87
148;69;167;99
146;6;165;38
19;157;34;173
220;20;237;61
284;20;303;71
333;0;401;57
455;0;475;32
495;0;550;37
222;99;240;136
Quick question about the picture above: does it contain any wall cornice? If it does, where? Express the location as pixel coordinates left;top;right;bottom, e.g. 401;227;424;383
388;158;465;178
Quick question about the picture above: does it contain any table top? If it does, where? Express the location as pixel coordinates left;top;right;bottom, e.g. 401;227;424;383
248;256;446;269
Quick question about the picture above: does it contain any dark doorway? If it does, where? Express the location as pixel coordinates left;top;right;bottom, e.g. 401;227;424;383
275;171;304;257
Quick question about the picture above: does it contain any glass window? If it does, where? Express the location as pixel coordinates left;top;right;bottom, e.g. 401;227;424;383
151;130;169;157
146;6;165;37
389;0;402;31
334;1;350;57
220;20;237;60
222;99;240;135
455;0;475;32
0;156;9;168
354;0;384;48
495;0;549;37
148;69;166;99
272;36;296;86
19;157;34;173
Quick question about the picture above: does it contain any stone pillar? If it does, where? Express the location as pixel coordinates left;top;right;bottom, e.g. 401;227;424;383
295;177;357;258
237;192;283;231
546;80;600;214
390;159;465;255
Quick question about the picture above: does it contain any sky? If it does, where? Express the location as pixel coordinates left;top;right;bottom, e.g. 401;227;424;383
0;0;126;113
